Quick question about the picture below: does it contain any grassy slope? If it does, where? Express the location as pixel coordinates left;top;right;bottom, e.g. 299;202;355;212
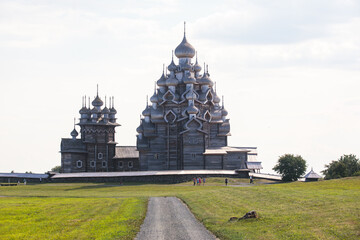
0;177;359;240
0;197;146;240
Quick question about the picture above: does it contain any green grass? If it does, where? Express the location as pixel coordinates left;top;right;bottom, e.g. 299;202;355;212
0;177;359;240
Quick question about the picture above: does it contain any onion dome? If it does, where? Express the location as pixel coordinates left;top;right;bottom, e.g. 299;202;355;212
186;103;199;115
110;107;117;114
186;90;197;100
198;71;214;87
150;93;159;103
222;107;228;116
213;94;221;103
136;124;144;133
166;75;179;86
79;106;89;114
175;33;195;59
168;52;177;72
157;72;167;87
142;106;151;116
194;55;202;72
92;95;103;107
70;128;78;138
102;106;110;114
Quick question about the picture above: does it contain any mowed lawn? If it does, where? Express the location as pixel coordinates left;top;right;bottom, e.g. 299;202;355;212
0;177;359;240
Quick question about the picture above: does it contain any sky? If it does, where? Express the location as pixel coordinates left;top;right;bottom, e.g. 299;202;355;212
0;0;359;174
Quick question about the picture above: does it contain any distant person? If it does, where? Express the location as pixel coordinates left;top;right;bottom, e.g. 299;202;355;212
199;177;201;185
250;175;253;184
39;178;42;183
225;178;228;186
193;178;196;186
202;177;206;186
17;180;20;185
23;179;27;185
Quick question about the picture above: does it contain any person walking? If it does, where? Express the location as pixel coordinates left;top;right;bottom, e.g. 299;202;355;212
202;177;206;186
250;175;253;184
199;177;201;185
193;177;196;186
225;178;228;186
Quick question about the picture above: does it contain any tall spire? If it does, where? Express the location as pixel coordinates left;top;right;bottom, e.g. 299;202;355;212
222;95;224;108
146;95;148;107
184;21;186;36
88;97;90;109
105;96;107;107
96;84;99;96
112;96;114;108
85;95;86;107
73;117;76;128
172;50;174;61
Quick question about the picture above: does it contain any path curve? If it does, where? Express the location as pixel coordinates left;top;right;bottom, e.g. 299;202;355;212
135;197;216;240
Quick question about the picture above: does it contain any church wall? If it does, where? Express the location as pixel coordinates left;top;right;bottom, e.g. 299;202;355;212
225;152;247;170
182;132;205;169
204;155;223;169
61;153;87;173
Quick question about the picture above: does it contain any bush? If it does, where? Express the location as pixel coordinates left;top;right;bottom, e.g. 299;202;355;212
322;154;360;180
273;154;307;182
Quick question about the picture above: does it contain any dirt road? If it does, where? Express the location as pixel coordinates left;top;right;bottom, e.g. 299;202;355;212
135;197;216;240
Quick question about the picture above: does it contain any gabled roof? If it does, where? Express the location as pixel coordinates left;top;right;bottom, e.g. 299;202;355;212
114;146;139;159
304;169;322;179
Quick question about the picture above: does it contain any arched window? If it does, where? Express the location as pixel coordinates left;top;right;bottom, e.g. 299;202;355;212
90;161;95;168
102;161;107;168
76;160;83;168
128;161;133;168
118;161;123;168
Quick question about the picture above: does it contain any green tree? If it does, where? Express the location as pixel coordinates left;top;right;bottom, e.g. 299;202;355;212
273;154;307;182
322;154;360;180
51;166;61;173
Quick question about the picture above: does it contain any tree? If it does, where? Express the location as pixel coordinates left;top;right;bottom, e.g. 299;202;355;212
273;154;307;182
322;154;360;180
51;166;61;173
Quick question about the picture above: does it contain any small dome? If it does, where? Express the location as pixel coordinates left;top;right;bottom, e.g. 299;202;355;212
168;59;177;72
186;103;199;115
213;94;221;103
194;62;202;72
136;125;144;133
92;95;103;107
150;93;159;103
175;35;195;59
157;72;167;87
142;106;151;116
166;75;179;86
198;72;213;86
222;107;228;116
102;106;110;114
79;106;89;114
110;107;117;114
70;128;78;137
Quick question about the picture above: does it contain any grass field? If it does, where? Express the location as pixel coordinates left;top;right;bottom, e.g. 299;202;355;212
0;177;359;239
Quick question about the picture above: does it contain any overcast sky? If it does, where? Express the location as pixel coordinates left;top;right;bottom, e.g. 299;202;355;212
0;0;359;174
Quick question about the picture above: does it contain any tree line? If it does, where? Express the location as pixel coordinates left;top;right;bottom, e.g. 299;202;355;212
273;154;360;182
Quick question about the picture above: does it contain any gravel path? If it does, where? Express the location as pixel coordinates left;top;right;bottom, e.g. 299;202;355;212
136;197;217;240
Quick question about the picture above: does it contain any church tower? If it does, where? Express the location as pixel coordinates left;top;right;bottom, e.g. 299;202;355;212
61;86;120;172
136;24;250;171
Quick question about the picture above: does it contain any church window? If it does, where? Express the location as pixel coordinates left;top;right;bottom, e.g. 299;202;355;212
128;161;133;168
90;161;95;167
118;161;123;168
98;152;103;159
76;160;83;168
102;161;107;168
